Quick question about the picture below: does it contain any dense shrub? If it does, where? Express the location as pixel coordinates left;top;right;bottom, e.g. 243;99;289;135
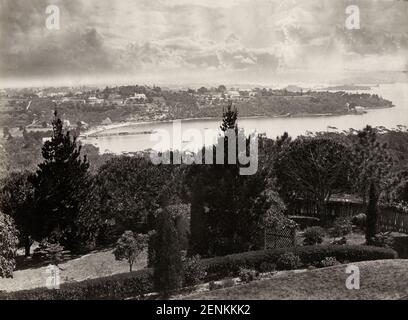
238;268;260;283
153;208;183;297
183;255;207;286
276;252;301;270
330;217;353;238
0;268;153;300
259;261;276;273
113;231;147;272
201;245;397;280
330;237;347;245
303;226;325;245
288;216;320;229
352;213;366;230
32;239;64;266
0;245;397;300
368;232;395;248
320;257;340;267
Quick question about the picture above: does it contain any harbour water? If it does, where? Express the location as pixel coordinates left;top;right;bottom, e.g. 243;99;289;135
82;83;408;154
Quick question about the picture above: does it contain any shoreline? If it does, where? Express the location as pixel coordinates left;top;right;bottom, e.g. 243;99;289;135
80;106;394;138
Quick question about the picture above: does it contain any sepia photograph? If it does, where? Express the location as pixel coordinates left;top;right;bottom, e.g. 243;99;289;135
0;0;408;306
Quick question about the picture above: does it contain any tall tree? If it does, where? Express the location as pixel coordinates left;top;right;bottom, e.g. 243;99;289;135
94;156;175;240
220;103;238;132
366;180;379;244
275;137;352;216
0;171;35;256
113;231;147;272
351;125;393;203
30;111;90;251
186;105;270;256
152;207;183;297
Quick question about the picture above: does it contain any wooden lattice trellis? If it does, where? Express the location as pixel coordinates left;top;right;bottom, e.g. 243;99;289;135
264;226;296;249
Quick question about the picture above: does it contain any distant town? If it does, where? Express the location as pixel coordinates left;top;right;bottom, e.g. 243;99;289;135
0;84;393;140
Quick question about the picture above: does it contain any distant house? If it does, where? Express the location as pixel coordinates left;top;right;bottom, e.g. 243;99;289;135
125;93;147;104
347;102;366;114
354;106;366;114
87;96;104;105
227;90;240;99
289;194;364;221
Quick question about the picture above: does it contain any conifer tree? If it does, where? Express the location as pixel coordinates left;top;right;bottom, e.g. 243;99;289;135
30;111;90;251
220;102;238;132
153;208;183;297
366;180;379;244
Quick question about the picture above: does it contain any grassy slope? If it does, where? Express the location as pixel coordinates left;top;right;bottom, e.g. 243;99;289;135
0;249;147;292
187;260;408;300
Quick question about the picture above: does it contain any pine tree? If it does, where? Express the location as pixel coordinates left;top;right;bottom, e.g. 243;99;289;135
220;102;238;132
153;208;183;297
30;111;90;251
366;180;379;244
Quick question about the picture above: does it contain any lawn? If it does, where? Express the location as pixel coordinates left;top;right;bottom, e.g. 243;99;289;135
0;249;147;292
186;259;408;300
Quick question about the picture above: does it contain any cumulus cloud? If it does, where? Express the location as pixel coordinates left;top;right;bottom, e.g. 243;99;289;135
0;0;407;85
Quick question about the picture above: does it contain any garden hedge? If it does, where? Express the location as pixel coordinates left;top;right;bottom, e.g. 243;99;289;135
0;268;153;300
0;244;397;300
201;245;398;279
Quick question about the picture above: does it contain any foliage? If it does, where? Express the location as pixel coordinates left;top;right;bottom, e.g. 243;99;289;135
350;126;393;202
0;268;153;300
183;255;207;286
0;171;35;256
276;252;301;270
303;226;325;245
288;215;320;230
330;237;347;245
0;245;398;299
320;257;340;267
368;232;395;248
366;181;379;244
259;262;276;273
330;216;353;238
29;112;91;251
0;212;18;278
201;245;397;279
1;132;43;172
153;208;183;297
275;137;352;214
185;111;276;256
94;156;176;239
220;103;238;132
113;231;147;272
32;239;64;266
0;145;9;180
147;230;157;268
238;268;260;283
352;213;367;230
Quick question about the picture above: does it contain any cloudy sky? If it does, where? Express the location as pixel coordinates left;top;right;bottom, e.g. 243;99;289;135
1;0;408;87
